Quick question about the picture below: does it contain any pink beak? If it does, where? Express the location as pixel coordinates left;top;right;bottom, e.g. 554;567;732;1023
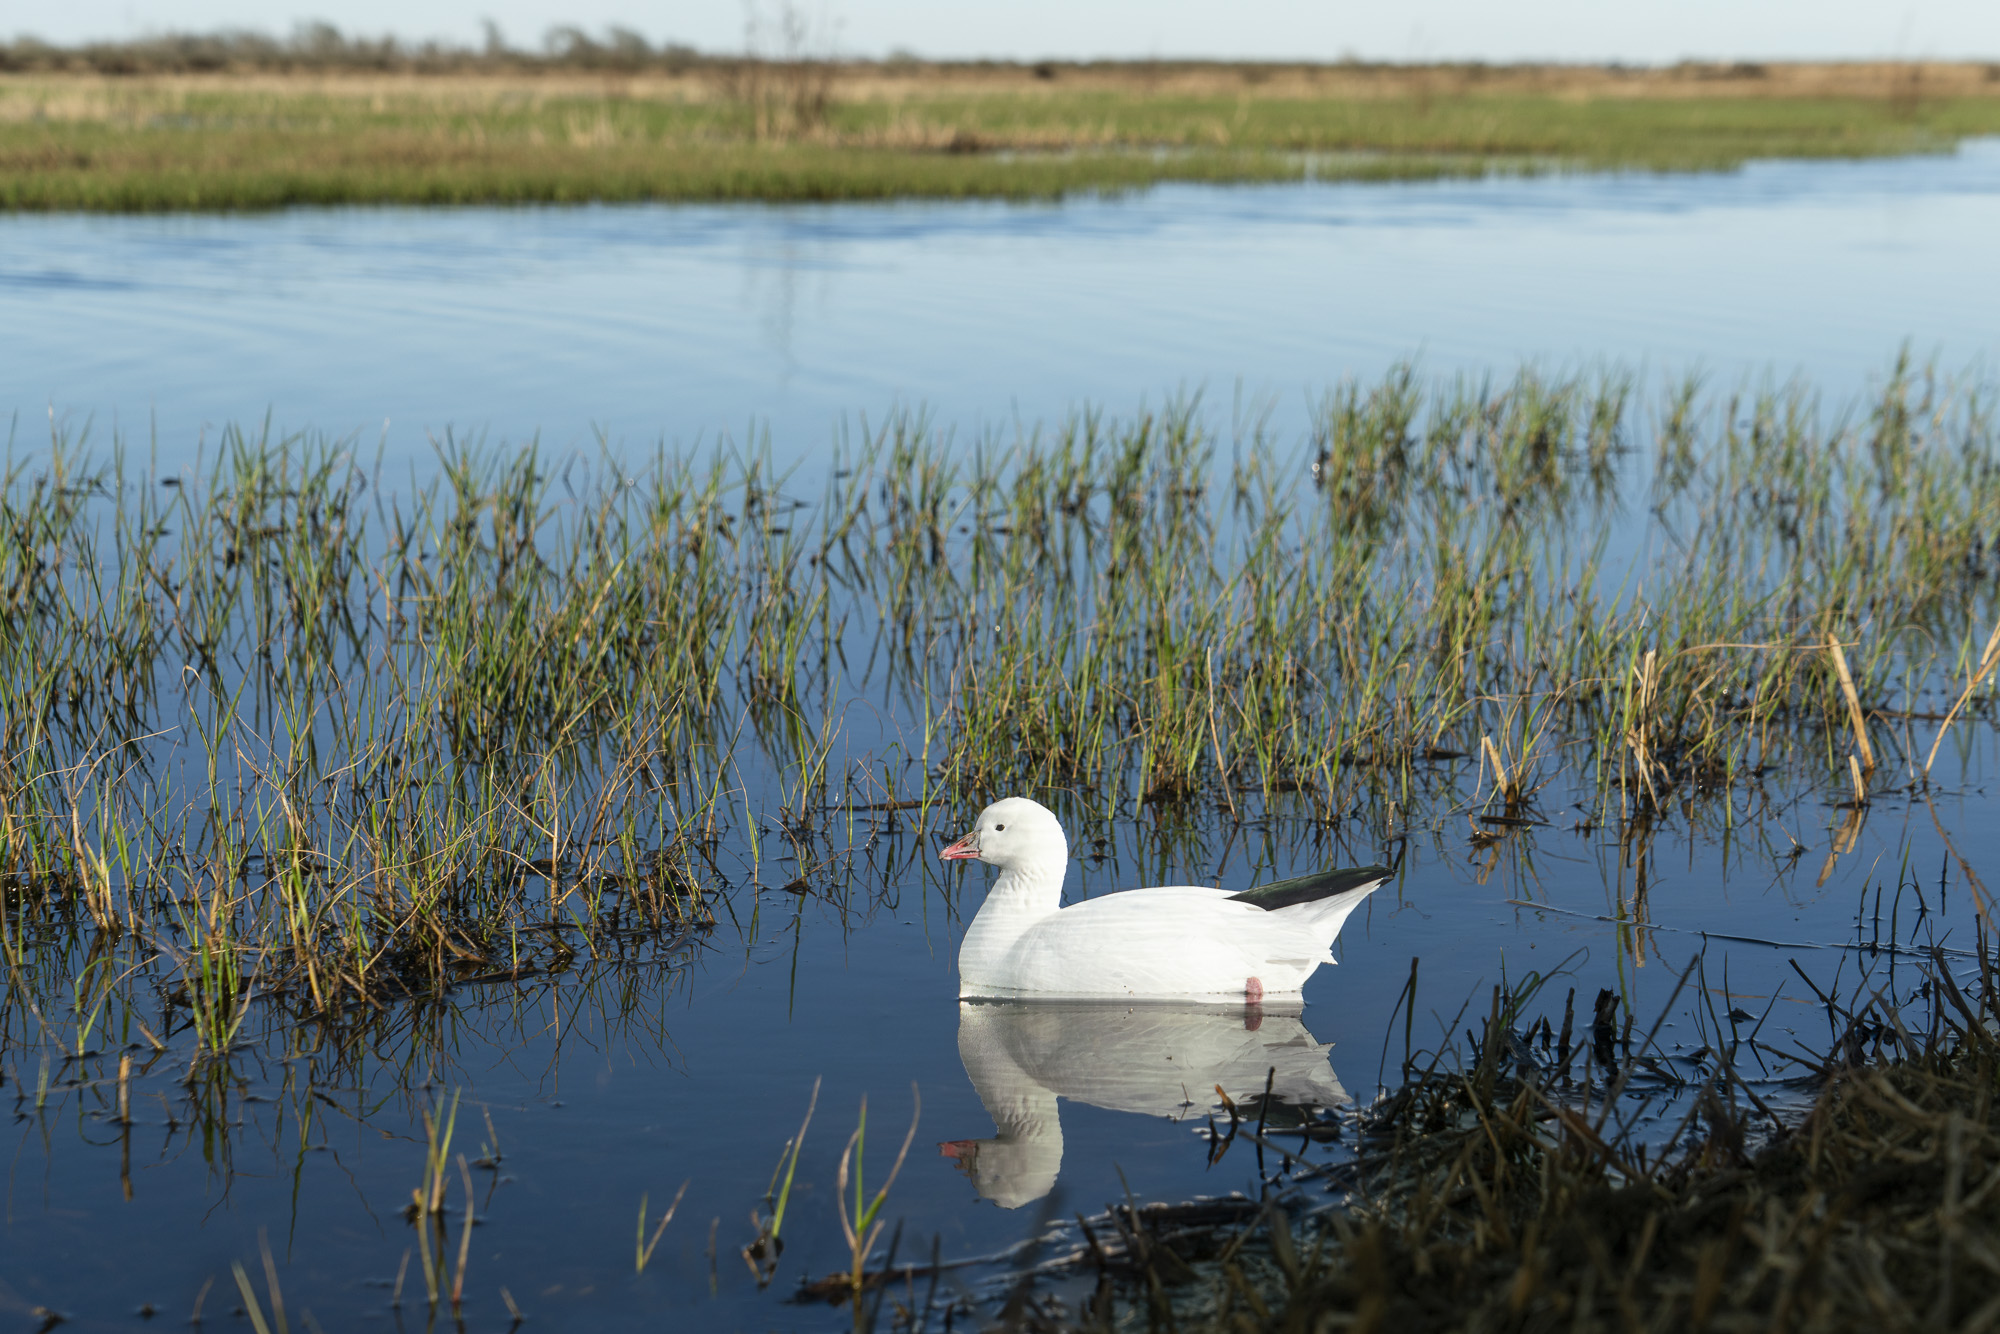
938;831;981;861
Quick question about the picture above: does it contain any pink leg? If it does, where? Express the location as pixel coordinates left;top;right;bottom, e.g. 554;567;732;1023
1245;976;1264;1003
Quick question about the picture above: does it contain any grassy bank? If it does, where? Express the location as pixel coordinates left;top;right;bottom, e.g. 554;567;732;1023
4;59;2000;209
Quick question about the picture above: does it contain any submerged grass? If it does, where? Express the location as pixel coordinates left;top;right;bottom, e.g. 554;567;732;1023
5;61;2000;209
2;357;1998;1080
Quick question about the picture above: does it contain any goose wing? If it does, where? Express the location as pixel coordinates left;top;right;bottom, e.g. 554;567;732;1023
1002;887;1325;997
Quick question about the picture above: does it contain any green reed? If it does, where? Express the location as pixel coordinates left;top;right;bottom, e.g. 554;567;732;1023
3;356;1998;1040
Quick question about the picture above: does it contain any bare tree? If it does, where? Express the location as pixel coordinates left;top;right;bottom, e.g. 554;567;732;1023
722;1;840;141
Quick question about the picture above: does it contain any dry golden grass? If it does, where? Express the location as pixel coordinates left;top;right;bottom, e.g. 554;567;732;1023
7;60;1999;120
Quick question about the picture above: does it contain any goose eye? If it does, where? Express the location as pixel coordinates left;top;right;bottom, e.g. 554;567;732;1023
995;823;1006;832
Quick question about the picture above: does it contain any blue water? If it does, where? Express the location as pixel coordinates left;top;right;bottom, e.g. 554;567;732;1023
5;142;1998;473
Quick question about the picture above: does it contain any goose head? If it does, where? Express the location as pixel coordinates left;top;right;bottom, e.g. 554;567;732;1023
938;1129;1061;1210
938;797;1069;877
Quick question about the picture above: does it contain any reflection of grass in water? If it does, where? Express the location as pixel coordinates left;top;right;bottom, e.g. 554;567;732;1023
5;63;2000;209
2;358;1999;1039
6;954;691;1322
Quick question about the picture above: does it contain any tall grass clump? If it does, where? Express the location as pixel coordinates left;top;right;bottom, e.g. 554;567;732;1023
905;357;1999;821
980;942;2000;1333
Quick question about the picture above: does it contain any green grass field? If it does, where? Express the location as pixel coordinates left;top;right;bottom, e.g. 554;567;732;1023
5;60;1999;209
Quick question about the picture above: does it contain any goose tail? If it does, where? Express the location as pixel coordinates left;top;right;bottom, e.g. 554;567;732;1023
1228;865;1391;911
1231;865;1390;958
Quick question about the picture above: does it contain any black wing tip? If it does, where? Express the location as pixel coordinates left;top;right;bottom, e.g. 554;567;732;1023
1228;865;1392;911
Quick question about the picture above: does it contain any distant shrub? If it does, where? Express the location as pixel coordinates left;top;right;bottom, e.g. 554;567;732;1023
0;22;714;75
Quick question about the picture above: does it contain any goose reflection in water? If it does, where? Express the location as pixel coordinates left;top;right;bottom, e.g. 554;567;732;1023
939;1000;1348;1209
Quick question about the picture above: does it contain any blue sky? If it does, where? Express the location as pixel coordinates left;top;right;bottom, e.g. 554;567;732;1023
19;1;2000;63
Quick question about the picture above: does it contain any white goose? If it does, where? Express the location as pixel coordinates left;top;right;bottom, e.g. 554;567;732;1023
939;797;1387;1000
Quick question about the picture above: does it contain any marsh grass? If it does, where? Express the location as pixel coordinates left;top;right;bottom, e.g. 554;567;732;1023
5;61;2000;209
230;1233;290;1334
746;1076;823;1286
2;356;1999;1095
974;934;2000;1334
838;1086;923;1296
636;1179;691;1275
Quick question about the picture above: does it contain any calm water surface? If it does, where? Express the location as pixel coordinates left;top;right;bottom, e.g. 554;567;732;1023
8;795;1995;1330
3;149;1999;1330
6;141;1999;471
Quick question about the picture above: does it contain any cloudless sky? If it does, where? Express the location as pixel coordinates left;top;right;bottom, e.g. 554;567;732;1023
16;0;2000;63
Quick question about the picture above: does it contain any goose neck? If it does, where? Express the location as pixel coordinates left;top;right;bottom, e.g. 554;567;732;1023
985;861;1066;915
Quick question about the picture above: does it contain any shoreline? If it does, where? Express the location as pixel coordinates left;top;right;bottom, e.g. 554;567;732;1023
6;61;1999;211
